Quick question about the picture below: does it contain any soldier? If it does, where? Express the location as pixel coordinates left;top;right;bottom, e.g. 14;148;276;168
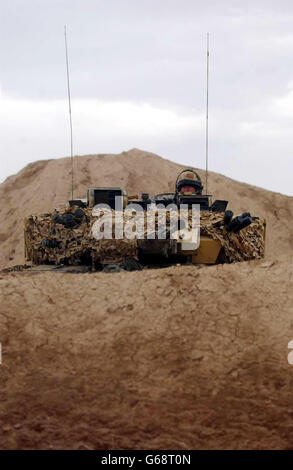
176;170;203;195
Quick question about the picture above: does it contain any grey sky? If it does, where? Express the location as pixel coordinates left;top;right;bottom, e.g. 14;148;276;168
0;0;293;194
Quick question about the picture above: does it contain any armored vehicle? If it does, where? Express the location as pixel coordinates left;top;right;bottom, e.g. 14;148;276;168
24;169;265;272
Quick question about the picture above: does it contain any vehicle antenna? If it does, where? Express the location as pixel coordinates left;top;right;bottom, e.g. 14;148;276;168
205;32;210;195
64;25;74;200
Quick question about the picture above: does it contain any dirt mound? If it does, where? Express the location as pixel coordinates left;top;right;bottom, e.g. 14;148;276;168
1;148;293;268
1;149;293;449
0;258;293;450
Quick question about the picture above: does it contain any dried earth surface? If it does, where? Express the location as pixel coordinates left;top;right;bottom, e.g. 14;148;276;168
0;149;293;449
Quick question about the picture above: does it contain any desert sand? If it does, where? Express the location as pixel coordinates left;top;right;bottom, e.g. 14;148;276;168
0;149;293;449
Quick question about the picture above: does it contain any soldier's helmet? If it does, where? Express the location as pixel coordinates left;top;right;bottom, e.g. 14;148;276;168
176;169;203;195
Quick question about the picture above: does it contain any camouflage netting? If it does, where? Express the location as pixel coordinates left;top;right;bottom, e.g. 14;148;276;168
24;206;265;266
199;211;266;262
24;208;137;266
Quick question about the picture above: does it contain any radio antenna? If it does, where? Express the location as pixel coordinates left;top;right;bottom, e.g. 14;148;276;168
205;32;210;195
64;25;74;200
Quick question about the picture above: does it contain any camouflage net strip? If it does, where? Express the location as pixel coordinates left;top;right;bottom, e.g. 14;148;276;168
24;207;265;265
199;211;266;262
24;209;137;266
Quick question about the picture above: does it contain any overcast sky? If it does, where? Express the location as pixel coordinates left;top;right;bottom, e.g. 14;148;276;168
0;0;293;194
